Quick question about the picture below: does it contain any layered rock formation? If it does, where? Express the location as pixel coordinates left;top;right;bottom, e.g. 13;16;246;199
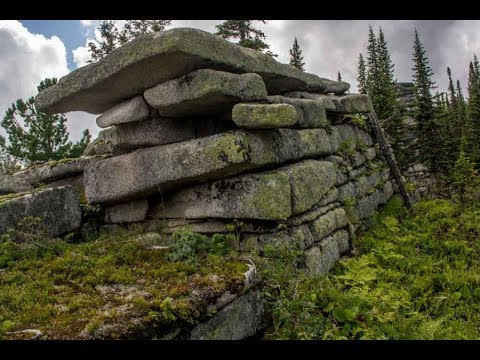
1;27;397;338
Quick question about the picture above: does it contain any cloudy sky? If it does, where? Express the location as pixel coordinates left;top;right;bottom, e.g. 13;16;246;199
1;20;480;141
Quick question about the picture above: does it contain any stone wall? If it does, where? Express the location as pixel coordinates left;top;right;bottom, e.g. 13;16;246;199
0;27;397;338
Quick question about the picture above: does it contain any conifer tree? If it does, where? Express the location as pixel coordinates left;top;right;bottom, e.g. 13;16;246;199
357;53;367;94
0;78;91;166
215;20;277;57
452;140;479;206
88;20;172;62
289;37;305;71
467;58;480;164
337;71;342;82
366;26;379;98
411;29;440;174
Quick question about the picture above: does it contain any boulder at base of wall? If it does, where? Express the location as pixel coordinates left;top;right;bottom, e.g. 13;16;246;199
189;290;264;340
306;229;350;275
0;185;81;237
144;69;268;117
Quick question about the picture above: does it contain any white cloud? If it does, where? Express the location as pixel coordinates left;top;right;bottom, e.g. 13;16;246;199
80;20;93;27
72;41;93;68
0;20;96;143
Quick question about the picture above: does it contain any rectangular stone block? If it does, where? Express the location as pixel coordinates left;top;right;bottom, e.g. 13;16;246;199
144;69;267;117
264;96;328;128
152;171;291;221
105;200;149;224
96;96;150;128
279;160;337;215
232;103;297;129
284;92;374;113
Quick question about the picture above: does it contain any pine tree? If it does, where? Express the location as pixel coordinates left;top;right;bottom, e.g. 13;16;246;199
452;139;479;206
88;20;172;62
357;53;367;94
337;71;342;82
215;20;277;57
467;58;480;164
289;37;305;71
365;26;379;98
411;29;440;174
0;78;91;166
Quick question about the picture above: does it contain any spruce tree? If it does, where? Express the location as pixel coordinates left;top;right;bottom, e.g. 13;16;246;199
215;20;277;57
365;26;379;99
411;29;440;174
0;78;91;166
357;53;367;94
289;37;305;71
88;20;172;62
467;58;480;164
452;140;479;206
337;71;342;82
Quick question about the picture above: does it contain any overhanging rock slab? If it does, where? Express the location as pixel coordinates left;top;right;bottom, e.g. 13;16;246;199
35;27;349;115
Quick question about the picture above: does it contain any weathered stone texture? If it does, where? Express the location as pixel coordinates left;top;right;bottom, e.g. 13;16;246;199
0;186;81;237
232;103;297;129
285;92;374;113
153;172;292;220
35;28;349;115
96;96;150;128
0;175;33;195
144;69;268;117
105;200;149;224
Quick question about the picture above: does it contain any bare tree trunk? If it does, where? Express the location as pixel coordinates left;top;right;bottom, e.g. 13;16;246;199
368;110;412;209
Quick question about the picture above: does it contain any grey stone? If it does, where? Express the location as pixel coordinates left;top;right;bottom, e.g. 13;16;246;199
96;96;150;128
152;171;291;221
379;180;394;204
284;92;374;113
351;190;381;222
253;224;315;251
317;187;339;207
84;127;342;205
144;69;268;117
232;103;297;129
279;160;337;215
264;96;328;128
0;186;81;237
13;156;104;186
308;209;343;241
111;117;196;150
0;175;33;195
105;200;149;224
365;147;377;161
334;229;350;254
306;233;340;275
189;290;264;340
83;128;120;156
284;202;338;227
84;131;258;205
35;28;349;115
160;219;276;235
354;127;374;146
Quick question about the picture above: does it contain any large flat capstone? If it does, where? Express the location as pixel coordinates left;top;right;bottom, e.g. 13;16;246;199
144;69;268;117
0;186;82;237
34;27;350;115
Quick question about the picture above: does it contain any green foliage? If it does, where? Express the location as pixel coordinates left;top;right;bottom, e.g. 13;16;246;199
0;227;247;339
289;37;305;71
165;227;209;266
359;26;413;171
451;147;480;206
215;20;277;57
0;140;20;175
343;113;369;131
88;20;172;62
1;78;91;166
338;139;357;161
261;197;480;339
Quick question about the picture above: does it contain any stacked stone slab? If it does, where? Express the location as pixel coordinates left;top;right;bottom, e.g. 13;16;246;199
29;27;395;275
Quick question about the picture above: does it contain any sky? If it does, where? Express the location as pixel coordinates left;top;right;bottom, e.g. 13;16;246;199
1;19;480;142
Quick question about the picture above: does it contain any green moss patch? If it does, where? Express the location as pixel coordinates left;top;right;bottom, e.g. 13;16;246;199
260;196;480;339
0;228;248;340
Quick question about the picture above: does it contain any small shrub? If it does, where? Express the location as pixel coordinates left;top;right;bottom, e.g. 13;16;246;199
165;227;208;266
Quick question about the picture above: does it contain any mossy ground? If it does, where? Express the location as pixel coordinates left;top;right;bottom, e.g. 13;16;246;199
261;196;480;339
0;227;247;340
